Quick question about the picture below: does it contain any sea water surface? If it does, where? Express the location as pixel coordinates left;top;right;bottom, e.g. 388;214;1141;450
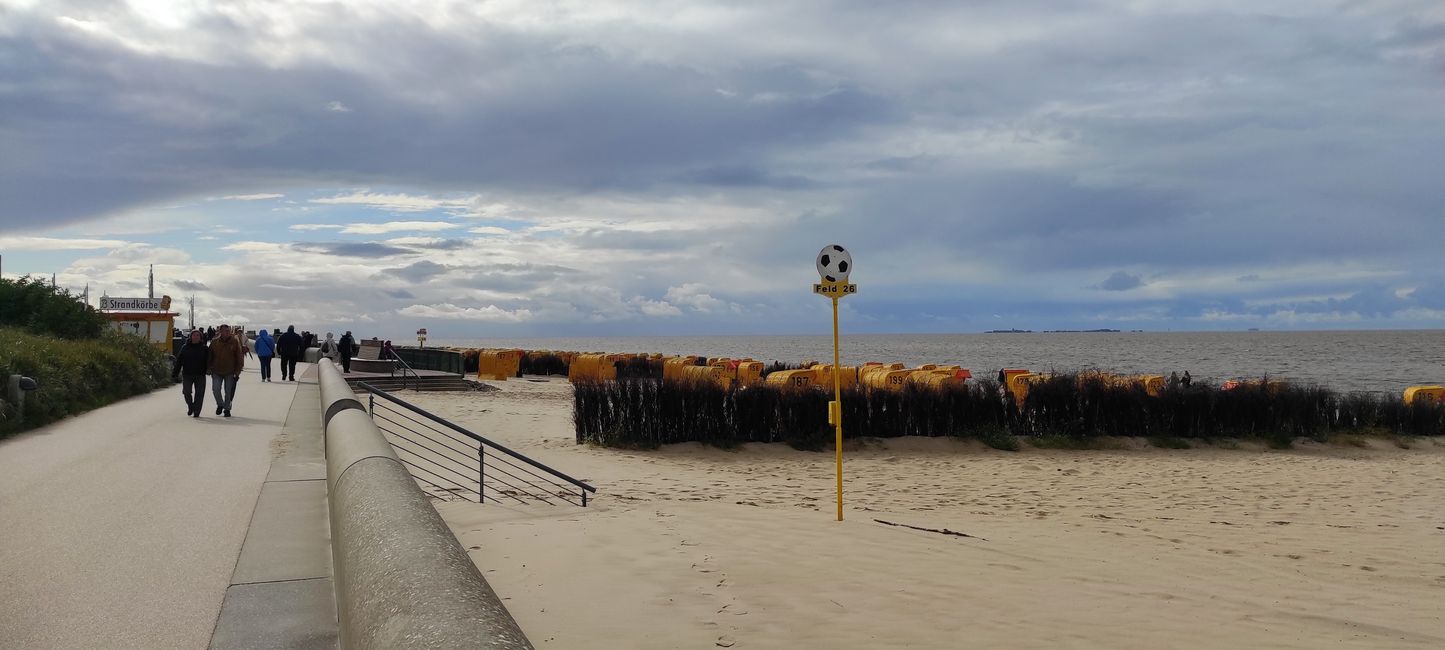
437;330;1444;395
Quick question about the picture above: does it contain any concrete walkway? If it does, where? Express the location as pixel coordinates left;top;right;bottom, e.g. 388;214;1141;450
0;365;308;649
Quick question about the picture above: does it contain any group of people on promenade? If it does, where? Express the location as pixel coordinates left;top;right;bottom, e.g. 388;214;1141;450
170;325;361;418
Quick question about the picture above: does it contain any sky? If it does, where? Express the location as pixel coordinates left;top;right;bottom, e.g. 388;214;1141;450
2;0;1443;339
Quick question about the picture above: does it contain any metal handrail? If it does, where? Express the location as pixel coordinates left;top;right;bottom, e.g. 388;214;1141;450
389;352;421;390
360;382;597;505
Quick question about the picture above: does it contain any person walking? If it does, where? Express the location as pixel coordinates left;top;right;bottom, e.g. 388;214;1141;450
276;325;304;381
208;324;245;417
320;332;339;363
338;331;356;373
382;340;395;360
171;329;209;417
253;328;277;382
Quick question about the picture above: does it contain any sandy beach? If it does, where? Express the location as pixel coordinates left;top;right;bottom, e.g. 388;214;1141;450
406;377;1445;649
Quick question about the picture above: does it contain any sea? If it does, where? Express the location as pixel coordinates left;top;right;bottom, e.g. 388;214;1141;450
435;330;1444;396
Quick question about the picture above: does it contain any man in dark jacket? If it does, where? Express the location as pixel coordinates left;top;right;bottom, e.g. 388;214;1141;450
338;331;356;373
276;325;305;381
171;329;209;417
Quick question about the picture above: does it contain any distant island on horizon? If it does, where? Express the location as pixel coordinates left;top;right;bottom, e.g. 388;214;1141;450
985;328;1128;334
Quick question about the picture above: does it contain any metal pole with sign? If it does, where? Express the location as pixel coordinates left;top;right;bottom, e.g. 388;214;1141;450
417;327;428;349
813;244;856;521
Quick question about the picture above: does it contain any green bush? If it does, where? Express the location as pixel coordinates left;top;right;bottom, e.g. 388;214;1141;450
0;326;170;436
0;277;108;339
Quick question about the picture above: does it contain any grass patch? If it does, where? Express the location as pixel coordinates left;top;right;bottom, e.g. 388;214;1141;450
1148;436;1191;449
1264;435;1295;449
1;326;169;437
1029;435;1099;450
1329;433;1370;448
978;427;1020;452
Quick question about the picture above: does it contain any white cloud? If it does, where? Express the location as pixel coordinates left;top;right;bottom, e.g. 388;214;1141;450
664;283;738;314
468;226;511;236
397;303;533;322
289;223;344;231
339;221;460;235
0;236;129;250
220;193;284;201
222;241;287;252
633;298;683;317
310;191;479;213
326;101;352;113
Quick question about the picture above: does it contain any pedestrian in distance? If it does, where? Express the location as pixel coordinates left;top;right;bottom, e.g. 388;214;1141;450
253;328;276;382
208;324;245;417
1181;370;1193;388
382;340;395;360
338;331;356;373
277;325;304;381
172;329;209;417
320;332;339;363
238;326;252;360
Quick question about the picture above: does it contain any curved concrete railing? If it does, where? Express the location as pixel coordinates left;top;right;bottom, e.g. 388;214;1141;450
318;359;533;649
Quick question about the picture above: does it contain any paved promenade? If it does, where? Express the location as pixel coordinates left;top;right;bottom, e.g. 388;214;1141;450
0;366;303;649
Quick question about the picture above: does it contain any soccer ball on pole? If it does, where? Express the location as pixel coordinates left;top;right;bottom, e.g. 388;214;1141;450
815;244;852;283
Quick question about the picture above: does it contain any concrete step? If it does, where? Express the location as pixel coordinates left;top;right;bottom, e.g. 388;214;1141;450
346;377;477;393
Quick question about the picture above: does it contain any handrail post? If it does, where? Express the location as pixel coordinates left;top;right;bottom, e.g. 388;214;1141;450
478;445;485;504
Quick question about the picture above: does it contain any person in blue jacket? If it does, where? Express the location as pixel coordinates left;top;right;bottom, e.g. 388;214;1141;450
253;328;277;382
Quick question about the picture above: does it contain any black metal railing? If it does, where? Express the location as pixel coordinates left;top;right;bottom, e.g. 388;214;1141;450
360;382;596;506
389;353;420;390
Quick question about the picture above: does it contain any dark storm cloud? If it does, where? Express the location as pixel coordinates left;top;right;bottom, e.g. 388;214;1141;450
294;242;413;258
385;260;450;283
173;279;209;291
674;165;818;189
1096;271;1143;292
407;238;470;250
5;1;1445;331
0;6;897;232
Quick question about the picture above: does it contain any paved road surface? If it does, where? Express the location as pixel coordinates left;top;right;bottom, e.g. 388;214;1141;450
0;367;300;649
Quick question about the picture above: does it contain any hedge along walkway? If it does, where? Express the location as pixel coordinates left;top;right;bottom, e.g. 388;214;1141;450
0;365;299;649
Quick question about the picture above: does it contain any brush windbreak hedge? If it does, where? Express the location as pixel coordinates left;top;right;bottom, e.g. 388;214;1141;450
574;374;1443;449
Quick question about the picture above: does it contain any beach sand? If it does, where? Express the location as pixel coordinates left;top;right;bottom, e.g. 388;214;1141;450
404;377;1445;649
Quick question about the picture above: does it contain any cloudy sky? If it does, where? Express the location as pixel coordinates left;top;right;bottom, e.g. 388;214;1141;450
2;0;1443;338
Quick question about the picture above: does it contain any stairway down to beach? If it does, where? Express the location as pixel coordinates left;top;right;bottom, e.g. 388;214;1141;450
345;374;477;393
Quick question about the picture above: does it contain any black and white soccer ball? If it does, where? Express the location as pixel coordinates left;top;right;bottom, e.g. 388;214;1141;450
816;244;852;283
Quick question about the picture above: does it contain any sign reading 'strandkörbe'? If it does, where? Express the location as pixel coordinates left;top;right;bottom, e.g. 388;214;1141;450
100;296;165;311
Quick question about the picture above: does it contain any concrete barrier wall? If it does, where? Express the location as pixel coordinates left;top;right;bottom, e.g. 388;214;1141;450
318;359;533;649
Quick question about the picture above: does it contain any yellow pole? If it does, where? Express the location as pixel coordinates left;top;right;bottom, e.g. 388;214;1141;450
832;295;843;521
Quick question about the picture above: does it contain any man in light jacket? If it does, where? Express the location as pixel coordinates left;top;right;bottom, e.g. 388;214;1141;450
207;324;245;417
